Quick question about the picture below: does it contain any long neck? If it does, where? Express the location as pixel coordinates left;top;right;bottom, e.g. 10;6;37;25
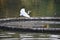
28;11;30;14
28;11;29;14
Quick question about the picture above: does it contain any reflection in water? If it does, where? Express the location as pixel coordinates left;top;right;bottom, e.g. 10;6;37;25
0;32;60;40
49;35;59;38
0;38;20;40
0;38;60;40
21;38;60;40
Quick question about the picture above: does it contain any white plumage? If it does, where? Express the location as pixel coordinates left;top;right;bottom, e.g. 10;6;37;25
20;8;31;18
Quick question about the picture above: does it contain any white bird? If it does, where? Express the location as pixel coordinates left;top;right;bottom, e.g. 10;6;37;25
20;8;31;18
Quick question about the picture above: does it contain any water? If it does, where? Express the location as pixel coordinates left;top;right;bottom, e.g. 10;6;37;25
0;31;60;40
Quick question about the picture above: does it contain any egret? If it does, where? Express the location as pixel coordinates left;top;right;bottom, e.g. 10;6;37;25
20;8;31;18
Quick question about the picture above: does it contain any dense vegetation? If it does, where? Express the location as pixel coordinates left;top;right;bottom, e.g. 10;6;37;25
0;0;60;18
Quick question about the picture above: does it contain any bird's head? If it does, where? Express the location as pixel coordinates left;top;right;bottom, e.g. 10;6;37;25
28;10;31;13
27;10;31;14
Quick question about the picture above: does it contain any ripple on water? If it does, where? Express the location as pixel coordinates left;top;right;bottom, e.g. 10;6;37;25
0;32;60;40
0;38;20;40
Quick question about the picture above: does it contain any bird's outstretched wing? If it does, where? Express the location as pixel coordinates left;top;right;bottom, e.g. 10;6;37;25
20;8;30;18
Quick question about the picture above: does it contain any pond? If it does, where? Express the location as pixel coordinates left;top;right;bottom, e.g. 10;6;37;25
0;31;60;40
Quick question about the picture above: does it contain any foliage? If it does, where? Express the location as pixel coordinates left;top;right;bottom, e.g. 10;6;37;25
0;0;60;18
